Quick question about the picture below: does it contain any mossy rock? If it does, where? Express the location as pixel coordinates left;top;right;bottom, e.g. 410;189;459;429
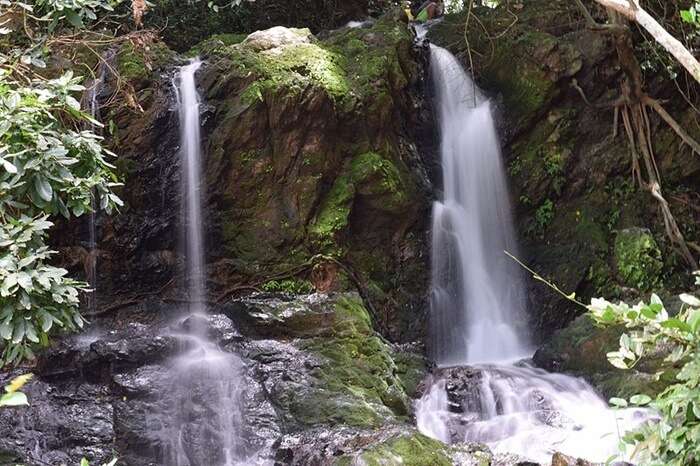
297;296;412;426
236;293;416;429
310;151;415;246
333;433;478;466
428;4;582;132
116;37;176;88
614;228;663;291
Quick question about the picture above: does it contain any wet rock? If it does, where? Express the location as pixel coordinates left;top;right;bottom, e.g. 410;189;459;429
0;293;434;465
243;27;313;51
550;452;595;466
198;12;434;342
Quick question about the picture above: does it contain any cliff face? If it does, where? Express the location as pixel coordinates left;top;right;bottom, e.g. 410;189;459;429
53;12;435;343
429;0;700;342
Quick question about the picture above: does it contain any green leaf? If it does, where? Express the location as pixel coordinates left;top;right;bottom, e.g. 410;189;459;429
610;397;628;408
1;158;17;174
34;176;53;202
680;294;700;307
80;458;90;466
630;394;652;406
681;9;697;24
661;319;692;333
0;391;28;407
64;9;84;28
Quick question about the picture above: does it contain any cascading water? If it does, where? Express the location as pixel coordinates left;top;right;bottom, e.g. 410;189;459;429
428;45;530;366
161;59;252;466
417;45;649;464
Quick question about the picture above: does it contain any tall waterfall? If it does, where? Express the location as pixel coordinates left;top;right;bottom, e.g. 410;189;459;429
417;45;649;463
176;59;206;313
161;59;251;466
429;45;529;366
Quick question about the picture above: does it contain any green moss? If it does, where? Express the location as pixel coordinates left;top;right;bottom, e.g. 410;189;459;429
293;295;411;428
116;39;175;83
213;16;412;110
614;228;663;291
391;350;427;398
310;151;412;247
346;434;455;466
187;33;248;56
309;174;355;241
350;152;409;208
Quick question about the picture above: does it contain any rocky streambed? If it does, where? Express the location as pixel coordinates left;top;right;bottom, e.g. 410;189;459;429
0;292;539;466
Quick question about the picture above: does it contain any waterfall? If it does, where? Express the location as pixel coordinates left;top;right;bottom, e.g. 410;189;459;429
82;50;115;315
176;59;207;313
428;44;530;366
417;45;650;463
160;59;253;466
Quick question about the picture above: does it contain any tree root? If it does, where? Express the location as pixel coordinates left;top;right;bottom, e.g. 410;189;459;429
572;0;698;269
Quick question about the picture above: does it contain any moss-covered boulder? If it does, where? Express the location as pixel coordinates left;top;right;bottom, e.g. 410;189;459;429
335;431;492;466
199;13;432;341
141;0;394;52
230;293;427;430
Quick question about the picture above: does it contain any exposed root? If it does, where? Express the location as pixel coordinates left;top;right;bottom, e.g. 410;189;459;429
571;0;698;268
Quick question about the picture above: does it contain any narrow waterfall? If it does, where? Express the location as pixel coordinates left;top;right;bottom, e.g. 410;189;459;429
177;60;206;313
161;59;251;466
417;45;649;464
428;45;530;366
82;50;114;315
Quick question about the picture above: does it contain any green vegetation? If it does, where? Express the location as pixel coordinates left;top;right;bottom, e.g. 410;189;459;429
0;1;121;365
588;276;700;466
261;278;314;294
0;373;31;408
614;228;663;291
292;296;411;427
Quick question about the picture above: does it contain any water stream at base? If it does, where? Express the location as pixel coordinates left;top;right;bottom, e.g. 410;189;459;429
161;59;252;466
416;44;649;464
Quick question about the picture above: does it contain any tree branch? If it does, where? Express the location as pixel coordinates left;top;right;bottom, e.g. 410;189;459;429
593;0;700;84
645;97;700;156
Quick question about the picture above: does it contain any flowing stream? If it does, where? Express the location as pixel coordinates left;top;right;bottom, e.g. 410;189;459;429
416;45;648;464
161;59;251;466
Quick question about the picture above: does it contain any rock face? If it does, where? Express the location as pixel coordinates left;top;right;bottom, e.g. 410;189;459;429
0;293;449;465
429;0;700;341
198;16;434;342
53;13;434;343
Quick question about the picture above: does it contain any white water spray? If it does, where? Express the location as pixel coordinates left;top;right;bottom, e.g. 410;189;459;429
417;45;649;463
163;59;254;466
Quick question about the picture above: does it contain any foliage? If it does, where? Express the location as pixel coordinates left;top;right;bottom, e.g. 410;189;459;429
262;278;314;294
681;2;700;28
0;1;121;365
535;200;554;228
0;373;31;407
588;273;700;466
